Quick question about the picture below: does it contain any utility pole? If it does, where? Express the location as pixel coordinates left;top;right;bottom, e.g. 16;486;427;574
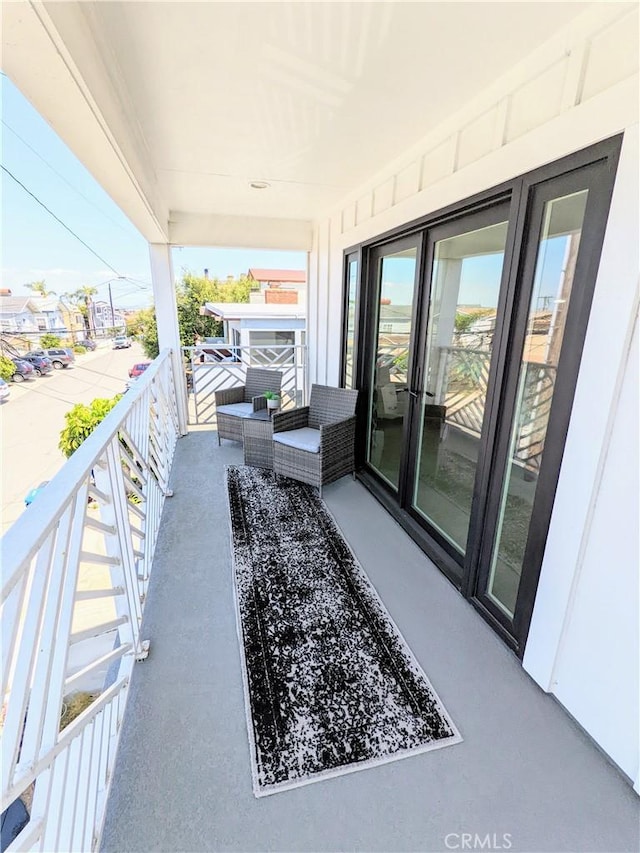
108;280;116;335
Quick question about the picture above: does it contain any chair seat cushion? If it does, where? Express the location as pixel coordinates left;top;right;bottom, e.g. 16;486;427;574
217;402;255;418
273;427;321;454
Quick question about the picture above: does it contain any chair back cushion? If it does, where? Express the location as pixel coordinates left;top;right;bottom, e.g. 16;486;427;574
308;384;358;428
244;367;282;402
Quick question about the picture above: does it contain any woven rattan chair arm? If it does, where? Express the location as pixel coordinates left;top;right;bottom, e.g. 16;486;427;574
252;394;268;411
320;416;356;448
215;386;245;406
272;407;310;433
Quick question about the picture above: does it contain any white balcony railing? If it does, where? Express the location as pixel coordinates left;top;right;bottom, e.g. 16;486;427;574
183;344;307;425
1;349;180;851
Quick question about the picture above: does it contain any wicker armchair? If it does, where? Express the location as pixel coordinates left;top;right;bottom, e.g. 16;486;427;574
272;384;359;495
215;367;282;445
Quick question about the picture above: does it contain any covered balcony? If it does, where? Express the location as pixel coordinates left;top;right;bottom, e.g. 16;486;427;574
100;424;639;853
2;2;638;850
2;351;638;851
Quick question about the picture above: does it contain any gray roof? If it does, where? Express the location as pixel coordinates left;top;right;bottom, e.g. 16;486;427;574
0;297;33;315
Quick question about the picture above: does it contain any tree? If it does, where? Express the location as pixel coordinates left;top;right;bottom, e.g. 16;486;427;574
58;396;121;458
125;310;146;338
136;272;253;359
64;286;97;337
137;307;159;359
0;355;16;381
25;280;56;297
40;333;62;348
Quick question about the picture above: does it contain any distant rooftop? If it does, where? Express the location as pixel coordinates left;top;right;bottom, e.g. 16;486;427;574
0;296;34;314
203;302;305;321
247;268;306;283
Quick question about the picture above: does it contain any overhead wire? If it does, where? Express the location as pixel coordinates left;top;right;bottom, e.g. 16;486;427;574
2;120;137;237
1;164;122;276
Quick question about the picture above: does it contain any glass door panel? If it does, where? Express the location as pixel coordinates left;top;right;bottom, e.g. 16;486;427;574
343;256;358;388
486;190;589;616
412;220;508;555
366;243;418;490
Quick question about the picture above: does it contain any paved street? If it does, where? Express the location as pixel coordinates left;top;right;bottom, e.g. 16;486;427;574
1;341;146;533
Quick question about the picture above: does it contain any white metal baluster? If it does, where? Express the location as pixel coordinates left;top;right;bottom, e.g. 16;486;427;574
55;732;82;852
36;483;90;777
97;437;144;660
18;510;87;782
71;717;95;851
2;525;59;792
1;569;30;700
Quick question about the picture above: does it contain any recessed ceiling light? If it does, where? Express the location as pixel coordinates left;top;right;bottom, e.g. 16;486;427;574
250;181;270;190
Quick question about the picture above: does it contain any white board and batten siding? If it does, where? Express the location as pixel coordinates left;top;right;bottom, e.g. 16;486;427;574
307;4;640;790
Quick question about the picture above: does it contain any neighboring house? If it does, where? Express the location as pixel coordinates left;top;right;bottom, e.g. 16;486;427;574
247;268;306;291
92;300;126;335
247;268;306;305
0;295;65;336
58;301;86;338
30;296;67;333
0;296;40;333
202;301;306;354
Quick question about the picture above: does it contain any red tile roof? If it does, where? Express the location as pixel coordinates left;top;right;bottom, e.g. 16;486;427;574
248;268;306;283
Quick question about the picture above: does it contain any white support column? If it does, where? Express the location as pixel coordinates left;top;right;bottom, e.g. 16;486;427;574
148;243;188;435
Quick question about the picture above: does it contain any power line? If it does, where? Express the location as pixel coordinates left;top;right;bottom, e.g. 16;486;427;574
1;164;121;276
2;120;136;238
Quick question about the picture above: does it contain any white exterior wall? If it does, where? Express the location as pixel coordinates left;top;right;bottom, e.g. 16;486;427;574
308;4;639;787
237;318;306;350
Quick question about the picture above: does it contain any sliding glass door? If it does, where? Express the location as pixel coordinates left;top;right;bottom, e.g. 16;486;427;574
366;236;420;491
351;139;620;653
409;209;509;561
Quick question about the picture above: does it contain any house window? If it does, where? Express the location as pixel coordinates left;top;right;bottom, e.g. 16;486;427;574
249;331;295;366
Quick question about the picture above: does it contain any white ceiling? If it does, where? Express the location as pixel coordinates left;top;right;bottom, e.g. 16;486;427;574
3;1;595;246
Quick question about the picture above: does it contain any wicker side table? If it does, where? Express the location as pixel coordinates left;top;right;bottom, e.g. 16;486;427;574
242;410;274;469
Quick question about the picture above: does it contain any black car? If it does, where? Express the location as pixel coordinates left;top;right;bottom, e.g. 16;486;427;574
21;354;53;376
10;359;35;382
77;339;97;351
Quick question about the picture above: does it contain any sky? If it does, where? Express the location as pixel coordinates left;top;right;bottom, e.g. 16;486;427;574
380;238;568;308
1;76;305;310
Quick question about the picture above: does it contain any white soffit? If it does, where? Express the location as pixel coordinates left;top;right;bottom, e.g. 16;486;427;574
2;1;598;247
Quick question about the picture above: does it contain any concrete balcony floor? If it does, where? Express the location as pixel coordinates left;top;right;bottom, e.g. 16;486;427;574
101;430;639;853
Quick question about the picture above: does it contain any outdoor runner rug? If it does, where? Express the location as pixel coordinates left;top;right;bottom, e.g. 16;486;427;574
226;465;462;797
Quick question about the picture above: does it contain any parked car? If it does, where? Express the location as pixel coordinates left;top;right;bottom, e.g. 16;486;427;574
10;359;35;382
21;354;53;376
0;378;10;401
24;481;50;507
128;362;150;378
26;348;75;369
77;338;97;351
113;336;131;349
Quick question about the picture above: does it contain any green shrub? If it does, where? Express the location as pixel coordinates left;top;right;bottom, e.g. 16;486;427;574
72;345;87;354
40;333;62;348
0;355;15;381
60;692;97;731
59;396;122;458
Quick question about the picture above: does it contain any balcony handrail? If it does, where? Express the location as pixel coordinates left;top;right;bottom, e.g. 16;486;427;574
1;350;174;599
183;343;308;425
1;348;180;852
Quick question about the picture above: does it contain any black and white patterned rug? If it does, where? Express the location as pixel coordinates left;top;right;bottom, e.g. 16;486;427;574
226;466;462;797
